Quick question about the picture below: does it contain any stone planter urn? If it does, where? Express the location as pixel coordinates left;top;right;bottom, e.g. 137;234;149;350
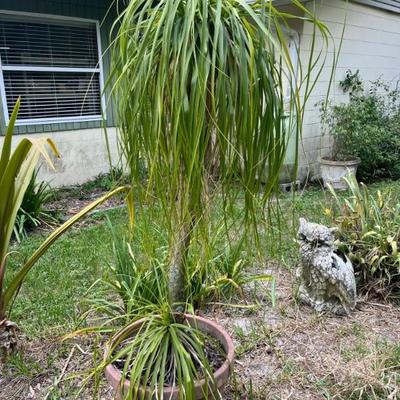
320;157;361;190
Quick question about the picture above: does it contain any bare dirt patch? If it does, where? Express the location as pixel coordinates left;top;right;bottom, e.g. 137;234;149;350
0;336;113;400
47;188;125;216
35;187;126;234
208;266;400;399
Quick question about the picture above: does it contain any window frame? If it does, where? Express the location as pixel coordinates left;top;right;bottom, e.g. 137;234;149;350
0;10;106;126
282;29;300;105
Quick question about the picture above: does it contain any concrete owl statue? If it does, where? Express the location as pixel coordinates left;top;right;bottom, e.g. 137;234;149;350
296;218;356;315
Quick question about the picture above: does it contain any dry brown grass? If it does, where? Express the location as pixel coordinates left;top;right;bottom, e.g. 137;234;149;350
214;265;400;400
1;265;399;400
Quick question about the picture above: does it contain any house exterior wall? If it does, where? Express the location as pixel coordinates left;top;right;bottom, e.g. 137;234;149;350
2;1;400;186
0;127;120;186
352;0;400;13
0;0;120;187
296;0;400;180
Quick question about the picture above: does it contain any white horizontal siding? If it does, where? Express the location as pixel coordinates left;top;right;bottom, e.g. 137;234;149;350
293;0;400;178
276;0;400;14
352;0;400;14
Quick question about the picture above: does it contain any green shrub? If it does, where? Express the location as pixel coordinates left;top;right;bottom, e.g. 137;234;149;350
328;177;400;300
80;165;131;192
186;239;274;308
13;169;55;242
321;73;400;181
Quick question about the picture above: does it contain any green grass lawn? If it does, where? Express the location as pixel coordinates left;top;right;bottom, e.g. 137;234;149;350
7;208;129;338
7;180;400;338
3;180;400;400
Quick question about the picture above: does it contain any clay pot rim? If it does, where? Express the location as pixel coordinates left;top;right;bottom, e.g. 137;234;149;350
104;314;234;396
320;156;361;166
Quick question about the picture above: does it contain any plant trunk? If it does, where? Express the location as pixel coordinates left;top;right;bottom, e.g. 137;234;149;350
167;116;217;308
205;129;220;185
168;222;192;308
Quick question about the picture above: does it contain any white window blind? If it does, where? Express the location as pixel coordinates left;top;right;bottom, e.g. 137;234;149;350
0;13;103;125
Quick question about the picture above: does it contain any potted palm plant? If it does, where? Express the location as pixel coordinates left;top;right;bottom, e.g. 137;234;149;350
100;0;332;398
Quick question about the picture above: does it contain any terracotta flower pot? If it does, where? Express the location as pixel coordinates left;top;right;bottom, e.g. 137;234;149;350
320;157;361;190
104;314;235;400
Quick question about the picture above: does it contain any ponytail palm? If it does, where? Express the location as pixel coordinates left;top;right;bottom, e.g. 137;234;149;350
110;0;332;306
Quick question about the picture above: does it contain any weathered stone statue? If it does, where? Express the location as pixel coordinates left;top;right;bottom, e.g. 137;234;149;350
296;218;356;315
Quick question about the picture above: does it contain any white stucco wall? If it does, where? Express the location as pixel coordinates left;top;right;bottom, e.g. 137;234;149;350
0;127;120;187
296;0;400;180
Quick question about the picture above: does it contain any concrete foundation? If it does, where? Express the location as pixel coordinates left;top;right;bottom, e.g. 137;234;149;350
0;127;120;187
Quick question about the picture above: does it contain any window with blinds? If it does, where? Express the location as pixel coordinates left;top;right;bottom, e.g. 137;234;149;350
0;14;103;125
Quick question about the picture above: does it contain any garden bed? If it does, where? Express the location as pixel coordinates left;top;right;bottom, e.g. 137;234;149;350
1;181;399;399
1;264;399;399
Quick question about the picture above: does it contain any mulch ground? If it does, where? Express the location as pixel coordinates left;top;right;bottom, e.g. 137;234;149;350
47;188;125;214
36;188;127;233
1;265;399;399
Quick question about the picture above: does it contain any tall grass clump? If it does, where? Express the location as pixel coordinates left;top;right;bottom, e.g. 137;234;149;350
328;177;400;301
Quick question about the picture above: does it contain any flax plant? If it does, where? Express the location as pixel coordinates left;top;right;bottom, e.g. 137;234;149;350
0;101;131;360
109;0;332;308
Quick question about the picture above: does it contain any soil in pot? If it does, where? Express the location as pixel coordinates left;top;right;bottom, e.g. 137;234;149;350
105;315;234;400
111;332;226;386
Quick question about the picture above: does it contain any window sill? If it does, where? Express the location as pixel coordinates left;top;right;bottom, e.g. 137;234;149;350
14;115;104;127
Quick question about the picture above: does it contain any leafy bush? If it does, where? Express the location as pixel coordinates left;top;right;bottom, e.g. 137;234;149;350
328;177;400;300
80;165;131;192
13;169;54;242
321;73;400;181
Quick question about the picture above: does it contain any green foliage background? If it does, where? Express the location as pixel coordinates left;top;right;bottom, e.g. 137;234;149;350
322;74;400;182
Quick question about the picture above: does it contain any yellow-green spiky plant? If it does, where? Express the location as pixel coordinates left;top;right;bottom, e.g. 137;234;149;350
110;0;332;307
0;101;130;360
